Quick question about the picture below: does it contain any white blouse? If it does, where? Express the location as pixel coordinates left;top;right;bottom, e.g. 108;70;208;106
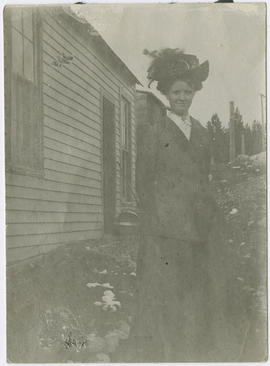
167;109;192;141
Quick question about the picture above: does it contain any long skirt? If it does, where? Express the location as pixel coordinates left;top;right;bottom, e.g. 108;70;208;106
127;230;248;362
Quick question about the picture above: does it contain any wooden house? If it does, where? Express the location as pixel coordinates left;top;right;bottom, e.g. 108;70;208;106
135;88;167;132
4;5;140;263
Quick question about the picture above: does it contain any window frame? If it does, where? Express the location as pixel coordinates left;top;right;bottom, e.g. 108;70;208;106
100;87;117;232
5;7;44;177
119;89;133;203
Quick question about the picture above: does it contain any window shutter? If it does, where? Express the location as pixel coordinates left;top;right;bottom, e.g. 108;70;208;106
11;73;41;171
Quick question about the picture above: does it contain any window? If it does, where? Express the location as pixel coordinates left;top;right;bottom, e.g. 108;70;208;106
102;96;116;233
120;97;132;201
5;7;42;174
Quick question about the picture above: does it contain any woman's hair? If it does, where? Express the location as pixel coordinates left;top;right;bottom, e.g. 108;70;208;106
157;74;202;95
144;48;207;95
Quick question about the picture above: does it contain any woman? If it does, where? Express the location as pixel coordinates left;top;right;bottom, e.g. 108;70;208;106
125;49;246;362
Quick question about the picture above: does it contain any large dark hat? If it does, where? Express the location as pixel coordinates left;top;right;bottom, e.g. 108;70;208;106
143;48;209;93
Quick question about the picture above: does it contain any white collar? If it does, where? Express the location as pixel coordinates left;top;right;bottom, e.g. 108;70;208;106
167;109;191;125
167;109;192;140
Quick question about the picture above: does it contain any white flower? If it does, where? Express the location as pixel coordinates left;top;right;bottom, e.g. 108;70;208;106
86;282;113;289
101;290;121;312
99;269;108;274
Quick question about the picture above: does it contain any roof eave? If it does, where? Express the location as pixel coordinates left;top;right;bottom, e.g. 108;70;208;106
62;6;142;86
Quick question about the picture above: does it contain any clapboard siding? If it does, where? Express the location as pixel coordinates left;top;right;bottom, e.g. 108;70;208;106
43;14;124;98
42;54;103;105
43;71;101;114
6;211;102;224
56;12;136;100
44;117;100;145
8;230;101;248
7;222;101;236
44;127;101;155
42;40;104;106
44;160;101;181
44;148;100;171
43;59;100;104
45;157;100;178
8;198;102;213
6;186;101;204
45;166;99;189
44;111;101;140
6;173;98;196
43;84;101;119
44;92;100;131
44;138;101;165
43;104;101;135
42;22;120;100
43;75;101;120
6;7;137;263
44;169;100;187
42;28;102;94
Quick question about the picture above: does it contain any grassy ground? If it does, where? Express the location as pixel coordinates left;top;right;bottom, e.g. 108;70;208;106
7;237;138;363
6;160;267;363
210;161;267;361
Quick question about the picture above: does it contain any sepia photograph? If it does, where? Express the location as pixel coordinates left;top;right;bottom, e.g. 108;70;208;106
3;2;267;363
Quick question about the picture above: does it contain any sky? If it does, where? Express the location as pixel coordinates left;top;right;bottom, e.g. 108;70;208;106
71;3;266;127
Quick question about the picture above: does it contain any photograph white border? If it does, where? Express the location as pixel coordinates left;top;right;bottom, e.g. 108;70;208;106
0;1;268;366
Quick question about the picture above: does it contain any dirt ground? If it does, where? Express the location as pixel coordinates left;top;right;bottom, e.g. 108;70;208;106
6;159;267;363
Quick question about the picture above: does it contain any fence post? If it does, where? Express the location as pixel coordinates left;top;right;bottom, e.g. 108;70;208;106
229;101;236;162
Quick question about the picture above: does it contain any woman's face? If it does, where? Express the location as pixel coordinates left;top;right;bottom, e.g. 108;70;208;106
166;80;196;117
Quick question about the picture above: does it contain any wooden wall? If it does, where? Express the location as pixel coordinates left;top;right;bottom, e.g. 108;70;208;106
6;8;137;263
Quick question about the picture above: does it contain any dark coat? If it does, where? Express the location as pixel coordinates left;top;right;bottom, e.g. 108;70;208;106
136;112;217;242
127;110;247;363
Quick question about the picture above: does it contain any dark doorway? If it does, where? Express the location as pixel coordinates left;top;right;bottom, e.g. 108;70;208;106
102;96;116;234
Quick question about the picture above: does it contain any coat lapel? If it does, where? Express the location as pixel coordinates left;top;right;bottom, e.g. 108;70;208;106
189;117;210;174
164;115;190;150
163;115;209;171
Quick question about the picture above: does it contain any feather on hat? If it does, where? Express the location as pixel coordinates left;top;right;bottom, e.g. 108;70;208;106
143;48;209;93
